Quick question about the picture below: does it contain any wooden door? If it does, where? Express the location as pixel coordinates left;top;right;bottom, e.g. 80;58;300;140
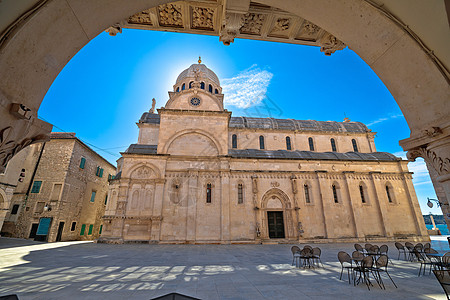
267;211;285;238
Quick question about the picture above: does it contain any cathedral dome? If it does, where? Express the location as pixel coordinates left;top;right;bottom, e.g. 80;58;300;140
176;62;220;86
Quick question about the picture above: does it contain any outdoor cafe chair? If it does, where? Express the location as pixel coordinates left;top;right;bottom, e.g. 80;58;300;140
353;255;377;290
352;250;365;265
424;243;431;250
405;242;415;261
373;255;397;289
380;244;393;265
414;248;434;276
299;247;313;268
368;245;380;257
365;243;373;254
311;247;323;267
291;246;301;267
433;270;450;300
338;251;353;284
395;242;407;260
354;243;364;254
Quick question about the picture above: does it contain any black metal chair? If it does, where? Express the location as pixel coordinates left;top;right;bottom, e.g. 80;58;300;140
372;255;398;289
433;270;450;300
395;242;407;260
338;251;353;284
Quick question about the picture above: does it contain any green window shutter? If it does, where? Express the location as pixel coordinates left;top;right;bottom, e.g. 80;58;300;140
99;168;103;178
80;224;86;235
88;224;93;235
80;157;86;169
95;166;100;176
99;225;103;235
31;181;42;193
90;191;96;202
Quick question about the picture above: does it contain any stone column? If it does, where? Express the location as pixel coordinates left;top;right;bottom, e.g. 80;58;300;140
251;175;261;240
150;179;165;242
117;183;129;242
314;171;328;239
368;172;389;237
342;172;360;238
290;174;301;239
186;170;198;242
220;171;231;243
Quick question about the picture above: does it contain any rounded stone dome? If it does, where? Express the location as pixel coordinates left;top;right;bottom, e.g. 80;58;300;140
176;63;220;86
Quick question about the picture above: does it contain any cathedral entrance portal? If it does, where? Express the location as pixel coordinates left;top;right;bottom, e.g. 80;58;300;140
267;211;285;239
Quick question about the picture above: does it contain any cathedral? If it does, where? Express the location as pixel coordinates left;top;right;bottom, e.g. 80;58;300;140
100;60;429;244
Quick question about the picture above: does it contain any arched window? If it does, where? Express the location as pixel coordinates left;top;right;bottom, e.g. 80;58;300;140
386;185;393;203
331;138;337;152
232;134;237;149
304;184;310;203
176;87;179;92
206;183;212;203
352;139;359;152
359;185;366;203
189;81;193;88
215;89;218;94
209;84;213;93
286;136;292;150
200;82;205;89
259;135;265;150
332;184;339;203
237;183;243;204
308;137;314;151
182;83;185;90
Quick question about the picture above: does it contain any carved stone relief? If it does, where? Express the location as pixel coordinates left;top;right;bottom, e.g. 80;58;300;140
220;12;245;45
319;33;346;56
240;13;265;35
130;166;155;179
191;7;214;30
128;9;154;25
158;4;183;27
407;147;449;176
272;18;290;32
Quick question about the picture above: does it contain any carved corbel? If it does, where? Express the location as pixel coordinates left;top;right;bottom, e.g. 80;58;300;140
319;33;346;56
407;147;450;176
423;127;442;137
220;12;245;46
105;21;126;36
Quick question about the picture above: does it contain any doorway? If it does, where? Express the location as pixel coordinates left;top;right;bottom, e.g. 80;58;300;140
56;222;65;242
29;223;39;238
267;211;285;238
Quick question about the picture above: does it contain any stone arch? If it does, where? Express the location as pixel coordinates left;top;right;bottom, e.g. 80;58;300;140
162;129;223;155
261;188;292;209
127;162;161;179
0;189;6;210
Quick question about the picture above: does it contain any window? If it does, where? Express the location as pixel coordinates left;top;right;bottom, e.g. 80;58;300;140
206;183;212;203
182;83;185;90
238;183;243;204
200;82;205;89
90;191;96;203
11;204;19;215
308;137;314;151
386;185;393;203
209;84;213;93
352;139;359;152
304;185;310;203
232;134;237;149
286;136;292;150
50;183;62;201
189;81;193;88
99;168;103;178
35;202;45;213
71;222;76;231
215;89;218;94
79;157;86;169
95;167;104;177
104;194;108;205
332;185;338;203
331;138;337;152
176;87;179;92
359;185;366;203
80;224;86;235
88;224;93;235
259;135;265;150
31;181;42;193
99;225;103;235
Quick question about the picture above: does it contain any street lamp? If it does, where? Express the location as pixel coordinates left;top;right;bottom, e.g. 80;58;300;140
427;197;442;208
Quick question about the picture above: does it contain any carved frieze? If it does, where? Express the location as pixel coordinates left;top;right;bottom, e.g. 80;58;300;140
191;7;215;30
158;4;183;27
407;147;449;176
319;33;346;56
220;12;245;45
240;13;265;35
128;8;154;25
273;18;290;32
130;166;155;179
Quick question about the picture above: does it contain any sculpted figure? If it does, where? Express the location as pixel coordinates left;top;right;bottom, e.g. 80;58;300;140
150;98;156;114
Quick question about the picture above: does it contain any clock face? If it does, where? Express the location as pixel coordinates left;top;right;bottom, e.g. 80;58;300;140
190;97;201;106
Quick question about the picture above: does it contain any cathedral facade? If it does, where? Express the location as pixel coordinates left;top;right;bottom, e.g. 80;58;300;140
100;61;429;244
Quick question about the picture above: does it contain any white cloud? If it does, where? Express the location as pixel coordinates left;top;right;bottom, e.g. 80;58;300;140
222;65;273;108
393;151;432;186
366;113;403;127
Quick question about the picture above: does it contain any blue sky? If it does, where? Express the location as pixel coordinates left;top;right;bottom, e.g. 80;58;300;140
39;29;439;215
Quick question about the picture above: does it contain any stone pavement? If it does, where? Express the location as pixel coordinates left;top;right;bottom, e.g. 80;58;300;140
0;237;448;300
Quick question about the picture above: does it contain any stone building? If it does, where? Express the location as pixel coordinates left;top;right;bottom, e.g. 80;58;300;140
101;61;429;244
1;132;116;242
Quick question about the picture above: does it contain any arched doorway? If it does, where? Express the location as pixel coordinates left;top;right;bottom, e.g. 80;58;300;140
0;1;448;211
260;188;295;240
